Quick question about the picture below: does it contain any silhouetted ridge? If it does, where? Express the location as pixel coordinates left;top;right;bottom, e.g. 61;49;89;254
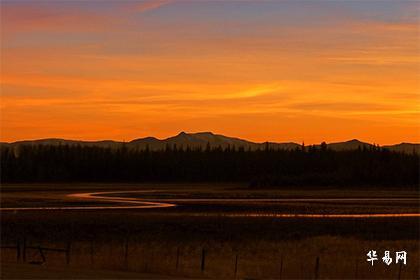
1;132;418;153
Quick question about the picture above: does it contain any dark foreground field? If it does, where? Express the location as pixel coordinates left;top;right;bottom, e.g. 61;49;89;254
1;184;419;279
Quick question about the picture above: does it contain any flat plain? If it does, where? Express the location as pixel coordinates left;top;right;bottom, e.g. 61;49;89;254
1;184;419;279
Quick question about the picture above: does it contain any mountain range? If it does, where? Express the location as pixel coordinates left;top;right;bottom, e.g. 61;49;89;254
1;132;419;153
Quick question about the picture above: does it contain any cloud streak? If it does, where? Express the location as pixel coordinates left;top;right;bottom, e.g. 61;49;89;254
1;1;419;144
130;0;172;13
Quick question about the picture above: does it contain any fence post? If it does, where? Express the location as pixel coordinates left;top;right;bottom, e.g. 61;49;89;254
234;254;239;279
279;255;283;279
66;240;71;265
16;239;21;262
314;256;319;279
38;245;46;264
201;248;206;273
124;236;129;269
175;247;180;271
22;237;26;263
90;239;94;266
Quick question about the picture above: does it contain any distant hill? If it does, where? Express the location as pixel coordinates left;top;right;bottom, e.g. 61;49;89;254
128;132;300;150
129;132;260;150
2;138;120;148
1;132;418;153
319;139;373;151
383;143;420;154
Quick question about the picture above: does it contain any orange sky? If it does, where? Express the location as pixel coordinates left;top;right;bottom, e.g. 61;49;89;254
1;1;419;144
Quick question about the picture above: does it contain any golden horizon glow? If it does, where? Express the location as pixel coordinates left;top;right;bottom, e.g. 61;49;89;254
1;1;419;145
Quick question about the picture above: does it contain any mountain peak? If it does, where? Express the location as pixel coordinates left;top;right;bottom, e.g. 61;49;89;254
172;131;191;139
176;131;215;137
346;139;363;143
194;131;214;136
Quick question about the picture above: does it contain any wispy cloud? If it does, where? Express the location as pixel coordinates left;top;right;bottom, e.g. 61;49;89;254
129;0;172;13
0;0;171;35
1;0;419;144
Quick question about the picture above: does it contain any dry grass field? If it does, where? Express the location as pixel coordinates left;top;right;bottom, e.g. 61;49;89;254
1;184;419;279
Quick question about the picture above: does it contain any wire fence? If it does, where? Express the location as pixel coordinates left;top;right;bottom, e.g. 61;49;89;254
1;236;417;279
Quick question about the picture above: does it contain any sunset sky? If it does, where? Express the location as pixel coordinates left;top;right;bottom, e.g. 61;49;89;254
1;0;419;145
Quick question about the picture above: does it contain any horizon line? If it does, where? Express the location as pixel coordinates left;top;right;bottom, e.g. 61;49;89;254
1;131;419;146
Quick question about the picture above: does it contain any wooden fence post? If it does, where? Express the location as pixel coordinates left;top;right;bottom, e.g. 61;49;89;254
90;239;94;266
175;247;180;271
200;248;206;273
22;237;26;263
314;256;319;279
234;254;239;279
16;239;21;262
279;255;283;279
124;237;129;269
38;245;46;264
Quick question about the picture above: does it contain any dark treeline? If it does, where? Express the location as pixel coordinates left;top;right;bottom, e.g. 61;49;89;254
1;144;419;187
